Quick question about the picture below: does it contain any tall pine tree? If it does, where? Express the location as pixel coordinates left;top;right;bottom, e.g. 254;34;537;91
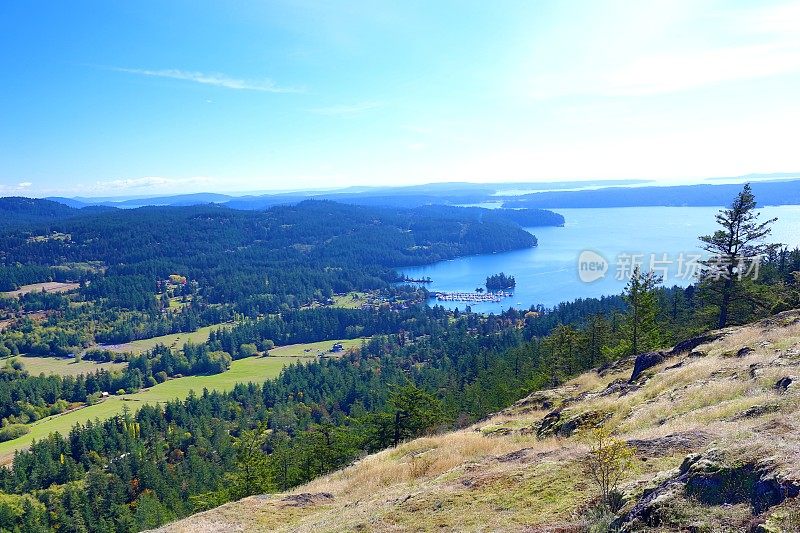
699;183;777;328
623;266;661;355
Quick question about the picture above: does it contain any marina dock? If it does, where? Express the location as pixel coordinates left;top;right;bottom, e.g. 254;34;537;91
433;290;512;303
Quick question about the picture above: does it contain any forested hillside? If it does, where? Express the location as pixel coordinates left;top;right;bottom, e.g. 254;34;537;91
0;197;113;229
0;199;554;364
0;200;546;305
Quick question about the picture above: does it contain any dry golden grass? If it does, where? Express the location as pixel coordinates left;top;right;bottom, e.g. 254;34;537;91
157;311;800;533
305;431;533;498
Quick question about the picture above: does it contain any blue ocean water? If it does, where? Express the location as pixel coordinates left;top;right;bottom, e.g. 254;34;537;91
401;206;800;313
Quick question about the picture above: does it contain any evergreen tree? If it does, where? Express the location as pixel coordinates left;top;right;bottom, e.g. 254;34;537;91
623;266;661;355
699;183;778;328
227;423;273;499
387;384;444;446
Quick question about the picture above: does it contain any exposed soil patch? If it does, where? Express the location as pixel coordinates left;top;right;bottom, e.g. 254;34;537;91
1;281;79;298
627;431;711;458
276;492;334;508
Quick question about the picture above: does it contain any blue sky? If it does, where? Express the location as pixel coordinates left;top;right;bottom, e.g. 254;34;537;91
2;0;800;197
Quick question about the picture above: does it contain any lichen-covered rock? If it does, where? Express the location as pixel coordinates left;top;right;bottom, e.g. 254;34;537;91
698;453;789;510
535;409;563;438
613;468;687;530
478;424;514;437
536;409;609;438
599;378;640;397
616;450;800;531
508;389;563;412
683;451;760;508
597;355;636;377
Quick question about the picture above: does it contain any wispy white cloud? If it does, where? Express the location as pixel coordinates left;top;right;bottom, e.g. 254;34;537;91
529;41;800;99
0;182;33;195
112;67;302;93
604;42;800;96
309;101;383;115
737;1;800;35
91;176;215;192
525;1;800;99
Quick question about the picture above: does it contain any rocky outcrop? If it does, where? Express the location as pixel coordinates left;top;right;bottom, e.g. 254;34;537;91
597;355;636;377
615;450;800;530
628;333;725;382
506;389;563;412
731;403;782;420
775;376;794;392
599;378;640;397
682;452;799;514
737;346;755;357
629;351;666;382
668;333;722;356
536;409;609;438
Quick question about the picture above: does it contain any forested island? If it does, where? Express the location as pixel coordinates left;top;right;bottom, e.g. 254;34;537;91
486;272;516;291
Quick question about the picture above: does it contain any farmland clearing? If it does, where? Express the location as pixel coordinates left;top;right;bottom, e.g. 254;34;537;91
100;323;228;355
1;281;80;298
12;355;127;376
0;337;363;464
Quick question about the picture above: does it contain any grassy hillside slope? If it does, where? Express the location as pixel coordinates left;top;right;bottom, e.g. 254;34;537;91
157;310;800;532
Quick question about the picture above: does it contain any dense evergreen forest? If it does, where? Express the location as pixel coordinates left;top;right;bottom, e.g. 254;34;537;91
0;200;548;305
0;200;558;357
0;190;798;531
0;198;115;229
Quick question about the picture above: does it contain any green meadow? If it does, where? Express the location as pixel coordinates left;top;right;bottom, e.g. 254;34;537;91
15;355;127;376
269;337;362;357
0;337;362;463
330;292;369;309
104;323;227;355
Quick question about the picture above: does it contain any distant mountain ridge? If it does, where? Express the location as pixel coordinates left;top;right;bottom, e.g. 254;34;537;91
502;179;800;208
41;179;651;210
33;175;800;211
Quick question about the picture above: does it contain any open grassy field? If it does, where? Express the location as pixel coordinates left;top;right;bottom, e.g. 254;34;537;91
0;337;362;464
101;323;228;355
1;281;80;298
167;296;192;310
330;292;369;309
12;355;127;376
270;338;362;357
301;292;370;311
